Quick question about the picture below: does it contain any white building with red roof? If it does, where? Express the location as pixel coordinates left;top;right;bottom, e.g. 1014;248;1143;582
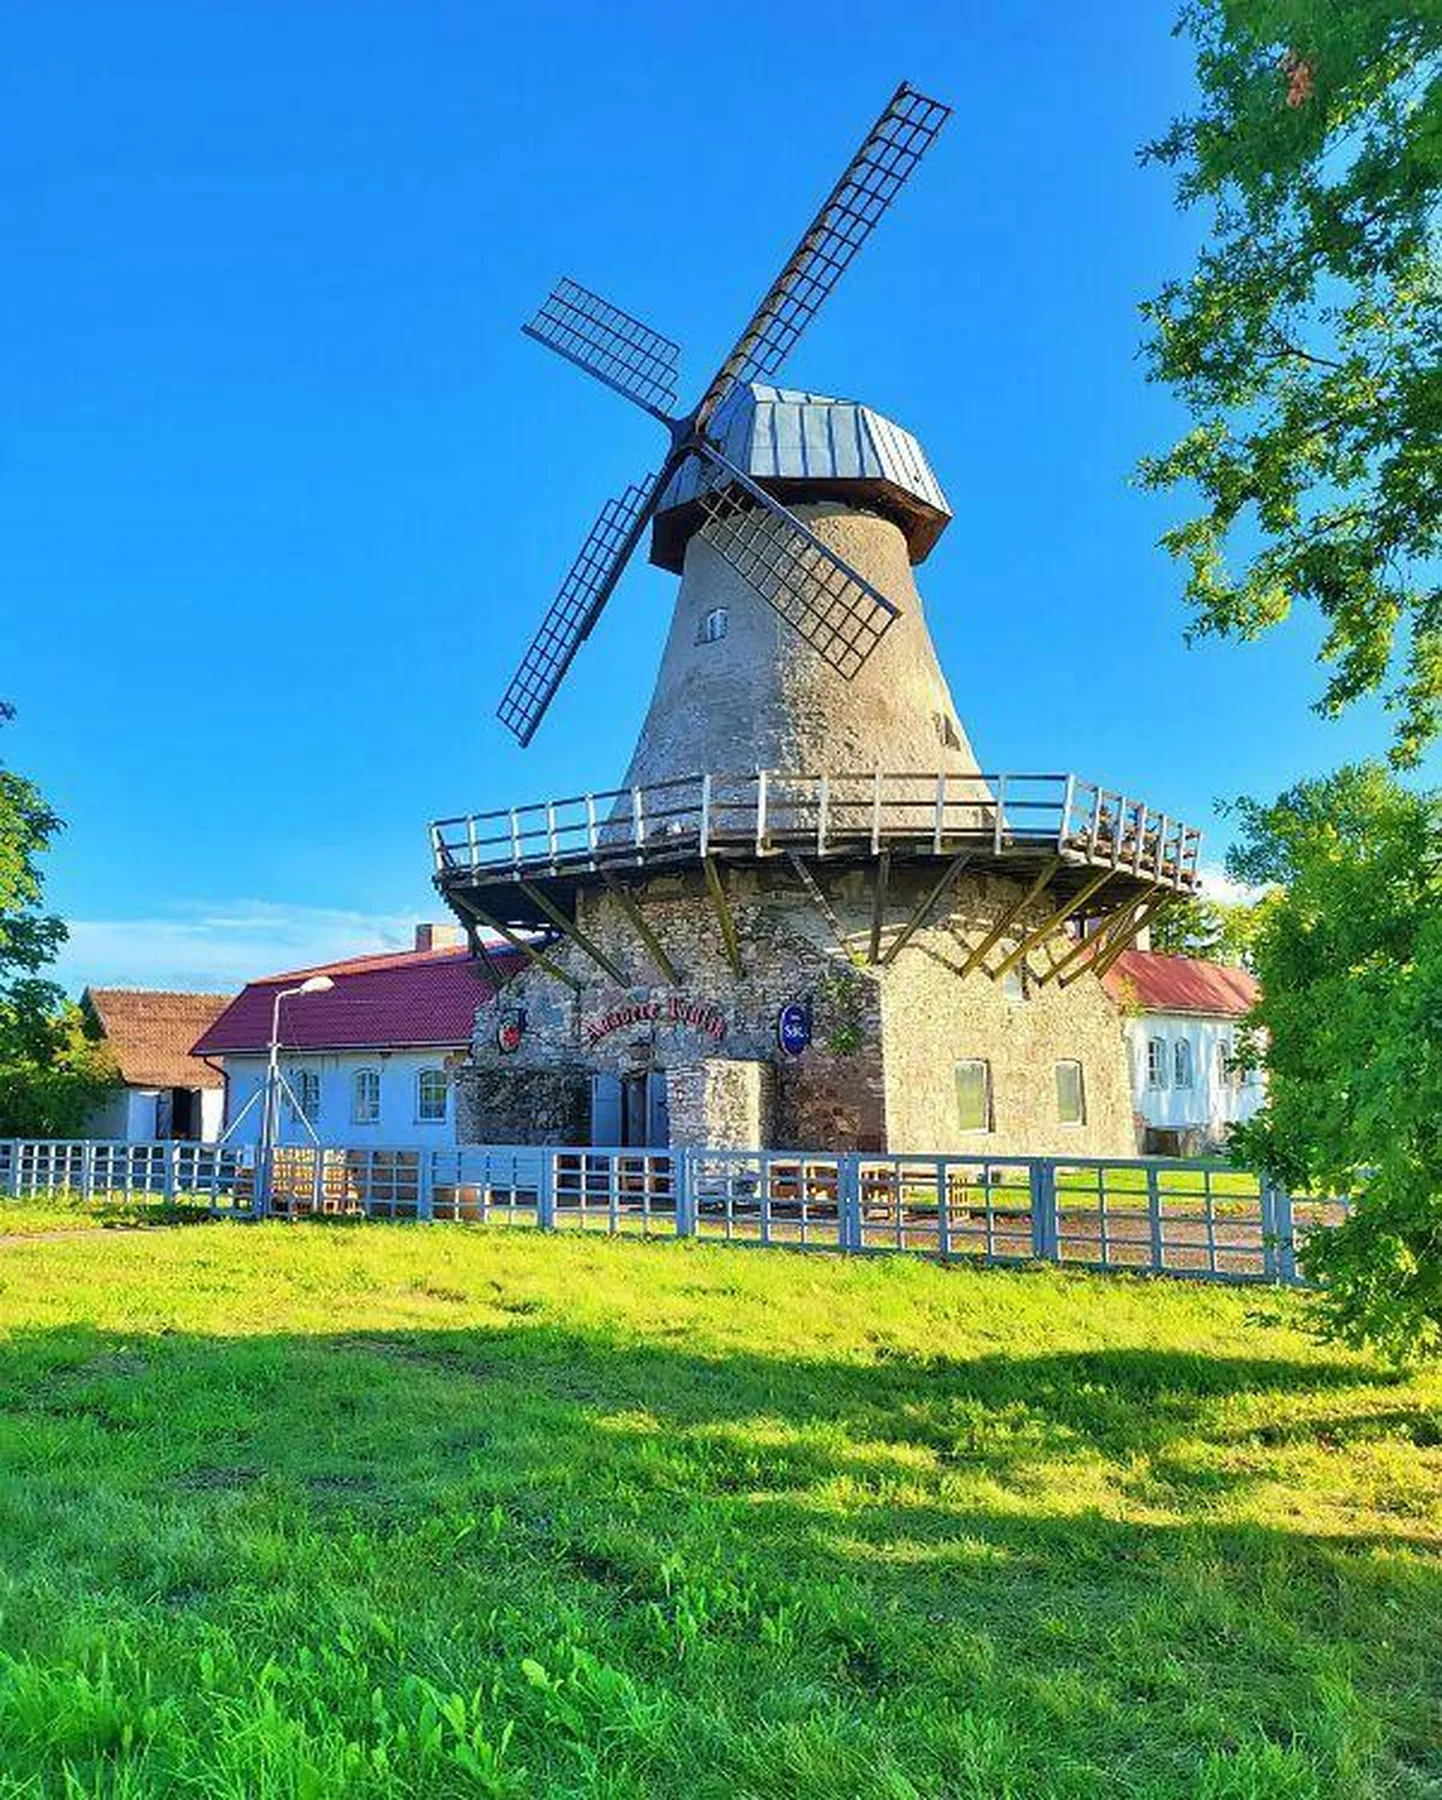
1101;949;1264;1154
192;926;519;1148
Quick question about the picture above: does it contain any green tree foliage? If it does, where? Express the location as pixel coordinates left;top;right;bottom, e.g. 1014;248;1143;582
0;705;115;1135
1148;892;1272;963
1141;2;1441;765
1228;763;1442;1358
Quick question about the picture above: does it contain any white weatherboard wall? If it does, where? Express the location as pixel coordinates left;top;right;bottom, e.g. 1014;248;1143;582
1124;1013;1264;1145
220;1051;460;1147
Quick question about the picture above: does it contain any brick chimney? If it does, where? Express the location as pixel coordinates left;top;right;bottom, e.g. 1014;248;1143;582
414;922;465;953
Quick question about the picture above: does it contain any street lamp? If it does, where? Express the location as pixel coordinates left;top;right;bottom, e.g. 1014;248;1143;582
259;975;335;1208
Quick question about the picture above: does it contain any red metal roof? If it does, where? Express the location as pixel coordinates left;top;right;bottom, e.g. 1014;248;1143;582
1103;949;1258;1018
192;945;521;1057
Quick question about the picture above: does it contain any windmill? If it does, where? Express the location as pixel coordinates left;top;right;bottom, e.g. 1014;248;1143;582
432;78;1203;1161
496;82;951;747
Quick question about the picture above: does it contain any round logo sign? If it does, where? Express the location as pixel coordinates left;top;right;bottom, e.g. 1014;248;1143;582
777;1001;811;1056
496;1012;524;1054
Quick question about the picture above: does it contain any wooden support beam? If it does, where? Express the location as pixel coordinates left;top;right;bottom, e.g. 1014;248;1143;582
702;856;743;977
1035;887;1155;988
787;852;860;963
867;849;891;966
445;891;518;992
450;894;581;993
956;857;1061;978
517;880;630;985
990;868;1116;981
881;852;974;967
600;870;680;986
1085;890;1175;981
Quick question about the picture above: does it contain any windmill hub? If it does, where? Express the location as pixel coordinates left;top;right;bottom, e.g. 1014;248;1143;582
649;384;951;575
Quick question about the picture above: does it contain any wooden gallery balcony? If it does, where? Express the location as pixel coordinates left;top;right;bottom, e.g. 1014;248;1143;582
431;771;1202;930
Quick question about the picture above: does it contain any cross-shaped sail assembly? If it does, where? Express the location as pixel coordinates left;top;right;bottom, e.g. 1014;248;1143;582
496;82;951;747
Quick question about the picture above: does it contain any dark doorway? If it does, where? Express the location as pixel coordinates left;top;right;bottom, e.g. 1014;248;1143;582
590;1071;670;1148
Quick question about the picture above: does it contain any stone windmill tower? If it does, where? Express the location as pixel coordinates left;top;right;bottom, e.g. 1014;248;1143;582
433;84;1201;1154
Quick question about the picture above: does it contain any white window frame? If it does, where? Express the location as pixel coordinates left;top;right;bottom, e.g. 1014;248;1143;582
954;1059;992;1134
1173;1039;1193;1090
698;606;728;644
1055;1059;1086;1126
415;1067;449;1124
1147;1037;1168;1090
352;1067;381;1125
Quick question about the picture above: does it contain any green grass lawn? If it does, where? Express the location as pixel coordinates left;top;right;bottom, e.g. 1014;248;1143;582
0;1211;1436;1799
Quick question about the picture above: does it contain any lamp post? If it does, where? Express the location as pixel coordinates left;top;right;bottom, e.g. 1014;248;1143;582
258;975;334;1211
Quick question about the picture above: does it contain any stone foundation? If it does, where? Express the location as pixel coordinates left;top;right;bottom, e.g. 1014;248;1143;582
456;859;1137;1156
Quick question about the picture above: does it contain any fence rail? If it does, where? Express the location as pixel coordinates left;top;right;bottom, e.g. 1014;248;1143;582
0;1139;1348;1287
430;770;1204;893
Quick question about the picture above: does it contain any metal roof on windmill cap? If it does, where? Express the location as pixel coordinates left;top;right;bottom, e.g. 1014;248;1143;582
650;383;953;574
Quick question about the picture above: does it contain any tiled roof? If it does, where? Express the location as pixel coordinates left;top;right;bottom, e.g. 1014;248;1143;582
83;989;232;1089
1104;950;1258;1018
192;945;521;1057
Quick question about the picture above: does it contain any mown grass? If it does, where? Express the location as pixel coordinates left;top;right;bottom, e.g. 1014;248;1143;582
0;1210;1436;1798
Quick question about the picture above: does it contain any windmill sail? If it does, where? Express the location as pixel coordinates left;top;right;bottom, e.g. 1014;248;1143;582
499;82;949;743
497;473;661;745
694;83;950;428
692;447;899;678
523;279;681;422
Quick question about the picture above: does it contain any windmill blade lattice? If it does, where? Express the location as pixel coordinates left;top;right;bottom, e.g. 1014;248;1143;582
695;83;950;427
497;472;661;745
523;279;681;422
693;448;899;678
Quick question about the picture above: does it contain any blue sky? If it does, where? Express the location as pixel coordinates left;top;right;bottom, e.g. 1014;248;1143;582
2;2;1428;993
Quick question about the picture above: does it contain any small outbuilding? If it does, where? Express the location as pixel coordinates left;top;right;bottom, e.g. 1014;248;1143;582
80;989;231;1141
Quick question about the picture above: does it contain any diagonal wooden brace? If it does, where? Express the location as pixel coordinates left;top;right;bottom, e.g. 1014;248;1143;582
881;851;974;966
989;868;1116;981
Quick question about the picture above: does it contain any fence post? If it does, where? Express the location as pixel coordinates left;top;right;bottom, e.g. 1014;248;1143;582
1270;1182;1299;1284
1146;1165;1164;1273
838;1155;861;1252
80;1140;96;1208
1029;1159;1059;1264
2;1141;17;1197
1258;1178;1278;1281
164;1143;178;1209
418;1152;434;1222
538;1153;556;1231
674;1150;695;1238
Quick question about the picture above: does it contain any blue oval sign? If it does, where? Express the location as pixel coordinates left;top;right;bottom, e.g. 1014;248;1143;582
777;1002;811;1056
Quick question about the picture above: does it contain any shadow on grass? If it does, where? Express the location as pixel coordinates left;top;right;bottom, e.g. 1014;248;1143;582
2;1317;1439;1795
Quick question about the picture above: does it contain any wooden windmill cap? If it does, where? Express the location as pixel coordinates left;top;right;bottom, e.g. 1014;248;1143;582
651;384;953;575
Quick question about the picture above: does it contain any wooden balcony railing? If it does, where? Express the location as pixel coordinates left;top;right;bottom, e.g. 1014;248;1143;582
430;771;1203;893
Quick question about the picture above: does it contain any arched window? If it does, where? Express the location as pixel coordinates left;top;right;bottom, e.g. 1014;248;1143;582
286;1067;320;1126
1147;1037;1168;1089
416;1067;449;1123
698;606;728;644
1173;1039;1193;1089
352;1067;381;1124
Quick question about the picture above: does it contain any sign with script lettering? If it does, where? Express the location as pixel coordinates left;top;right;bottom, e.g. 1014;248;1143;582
584;996;727;1047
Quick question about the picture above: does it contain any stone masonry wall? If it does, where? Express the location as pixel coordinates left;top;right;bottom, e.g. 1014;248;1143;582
458;861;1137;1156
667;1059;773;1151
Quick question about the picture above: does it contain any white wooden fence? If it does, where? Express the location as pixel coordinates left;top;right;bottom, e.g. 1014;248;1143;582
0;1139;1349;1286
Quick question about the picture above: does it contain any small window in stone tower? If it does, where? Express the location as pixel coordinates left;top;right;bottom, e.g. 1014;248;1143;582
954;1059;992;1133
1055;1059;1086;1126
935;712;962;751
698;607;728;644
